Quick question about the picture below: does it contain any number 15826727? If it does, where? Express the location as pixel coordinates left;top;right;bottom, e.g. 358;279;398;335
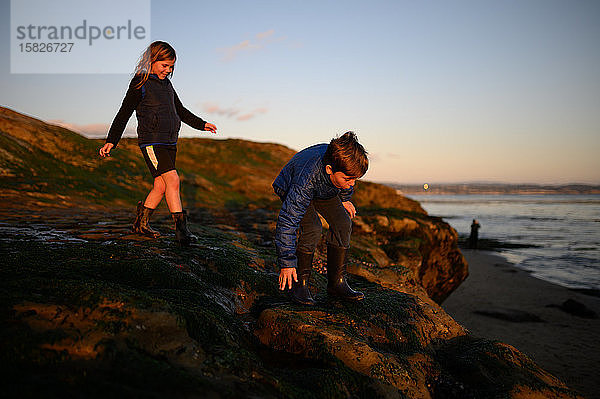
19;43;74;52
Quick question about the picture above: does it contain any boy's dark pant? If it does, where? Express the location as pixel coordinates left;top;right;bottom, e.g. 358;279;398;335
297;196;352;254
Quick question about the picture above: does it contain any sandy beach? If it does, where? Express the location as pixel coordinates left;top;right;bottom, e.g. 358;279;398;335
442;250;600;399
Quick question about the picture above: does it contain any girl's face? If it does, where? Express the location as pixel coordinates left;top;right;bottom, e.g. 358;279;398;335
150;59;175;79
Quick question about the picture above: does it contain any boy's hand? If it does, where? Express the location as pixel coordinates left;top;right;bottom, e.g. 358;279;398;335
279;267;297;290
99;143;114;157
342;201;357;218
204;123;217;134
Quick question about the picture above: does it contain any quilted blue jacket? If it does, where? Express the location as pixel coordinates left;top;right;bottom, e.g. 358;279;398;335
272;143;353;269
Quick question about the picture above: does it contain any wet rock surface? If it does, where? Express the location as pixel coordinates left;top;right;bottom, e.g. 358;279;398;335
0;207;581;398
546;299;598;319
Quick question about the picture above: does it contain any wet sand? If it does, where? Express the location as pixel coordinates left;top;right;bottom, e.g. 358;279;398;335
442;250;600;399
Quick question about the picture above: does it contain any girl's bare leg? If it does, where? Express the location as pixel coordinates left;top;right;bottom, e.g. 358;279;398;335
162;170;183;213
144;176;167;209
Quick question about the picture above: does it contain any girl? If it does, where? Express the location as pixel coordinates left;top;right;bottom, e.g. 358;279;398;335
99;41;217;246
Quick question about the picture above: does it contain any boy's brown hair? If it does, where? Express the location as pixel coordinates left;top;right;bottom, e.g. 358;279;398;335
323;131;369;177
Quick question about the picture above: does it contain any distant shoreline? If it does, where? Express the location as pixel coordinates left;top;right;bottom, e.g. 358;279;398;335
385;183;600;195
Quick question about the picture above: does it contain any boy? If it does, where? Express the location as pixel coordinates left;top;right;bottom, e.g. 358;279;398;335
273;132;368;305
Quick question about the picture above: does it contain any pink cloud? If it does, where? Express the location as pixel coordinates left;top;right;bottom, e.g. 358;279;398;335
237;107;268;121
256;29;274;40
203;103;268;122
203;102;240;118
48;120;136;138
219;40;259;62
218;29;284;61
237;114;254;121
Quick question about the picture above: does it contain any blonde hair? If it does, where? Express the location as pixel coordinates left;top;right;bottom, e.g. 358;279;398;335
133;41;176;88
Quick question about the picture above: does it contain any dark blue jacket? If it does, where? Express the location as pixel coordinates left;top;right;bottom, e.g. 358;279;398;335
273;143;353;269
106;74;207;147
135;75;181;145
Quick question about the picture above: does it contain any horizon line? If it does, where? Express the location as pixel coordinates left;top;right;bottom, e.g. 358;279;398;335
373;181;600;188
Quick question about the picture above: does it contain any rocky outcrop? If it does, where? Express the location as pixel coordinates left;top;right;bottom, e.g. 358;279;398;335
0;106;583;398
347;209;467;304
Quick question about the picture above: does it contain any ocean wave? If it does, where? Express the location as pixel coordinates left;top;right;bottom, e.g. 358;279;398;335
435;215;461;219
511;216;563;222
419;194;600;290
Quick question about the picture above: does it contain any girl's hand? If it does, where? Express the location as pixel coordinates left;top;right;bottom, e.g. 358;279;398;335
278;267;297;290
342;201;357;218
204;123;217;134
99;143;114;157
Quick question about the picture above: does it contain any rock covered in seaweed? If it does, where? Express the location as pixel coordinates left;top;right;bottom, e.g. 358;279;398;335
0;106;583;398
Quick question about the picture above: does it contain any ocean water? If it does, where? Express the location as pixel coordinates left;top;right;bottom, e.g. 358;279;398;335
406;194;600;290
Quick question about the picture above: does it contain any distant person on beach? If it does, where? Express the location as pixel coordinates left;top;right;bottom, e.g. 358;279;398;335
273;132;368;305
99;41;217;246
469;219;481;249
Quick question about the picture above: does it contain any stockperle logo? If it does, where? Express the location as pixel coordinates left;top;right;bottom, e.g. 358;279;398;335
11;0;151;74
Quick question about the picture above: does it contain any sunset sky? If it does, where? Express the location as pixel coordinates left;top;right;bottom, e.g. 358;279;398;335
1;0;599;184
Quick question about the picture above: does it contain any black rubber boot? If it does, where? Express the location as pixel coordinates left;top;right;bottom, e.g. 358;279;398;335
291;251;316;306
171;210;197;246
326;244;364;301
132;201;160;238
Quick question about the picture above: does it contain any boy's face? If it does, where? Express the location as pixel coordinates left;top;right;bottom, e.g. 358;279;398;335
150;59;175;79
325;165;358;190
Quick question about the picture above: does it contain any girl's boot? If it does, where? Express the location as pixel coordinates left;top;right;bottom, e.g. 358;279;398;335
290;251;316;306
326;244;364;301
132;201;161;238
171;210;197;246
